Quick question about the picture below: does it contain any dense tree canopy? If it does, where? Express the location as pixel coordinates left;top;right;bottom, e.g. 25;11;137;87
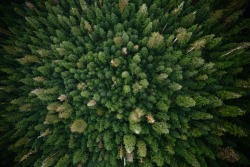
0;0;249;166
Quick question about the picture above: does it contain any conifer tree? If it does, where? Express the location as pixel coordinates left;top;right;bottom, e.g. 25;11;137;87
0;0;250;166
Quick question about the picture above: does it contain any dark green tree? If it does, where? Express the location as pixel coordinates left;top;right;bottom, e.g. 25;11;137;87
0;0;250;166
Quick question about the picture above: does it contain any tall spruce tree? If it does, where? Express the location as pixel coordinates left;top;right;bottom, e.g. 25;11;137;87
0;0;249;166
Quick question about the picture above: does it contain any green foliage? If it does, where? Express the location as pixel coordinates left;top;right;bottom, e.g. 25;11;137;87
0;0;249;166
176;95;196;108
123;85;131;94
147;32;164;49
217;90;242;100
70;119;87;133
137;141;147;157
55;154;70;167
152;122;170;134
218;105;245;117
123;135;136;153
